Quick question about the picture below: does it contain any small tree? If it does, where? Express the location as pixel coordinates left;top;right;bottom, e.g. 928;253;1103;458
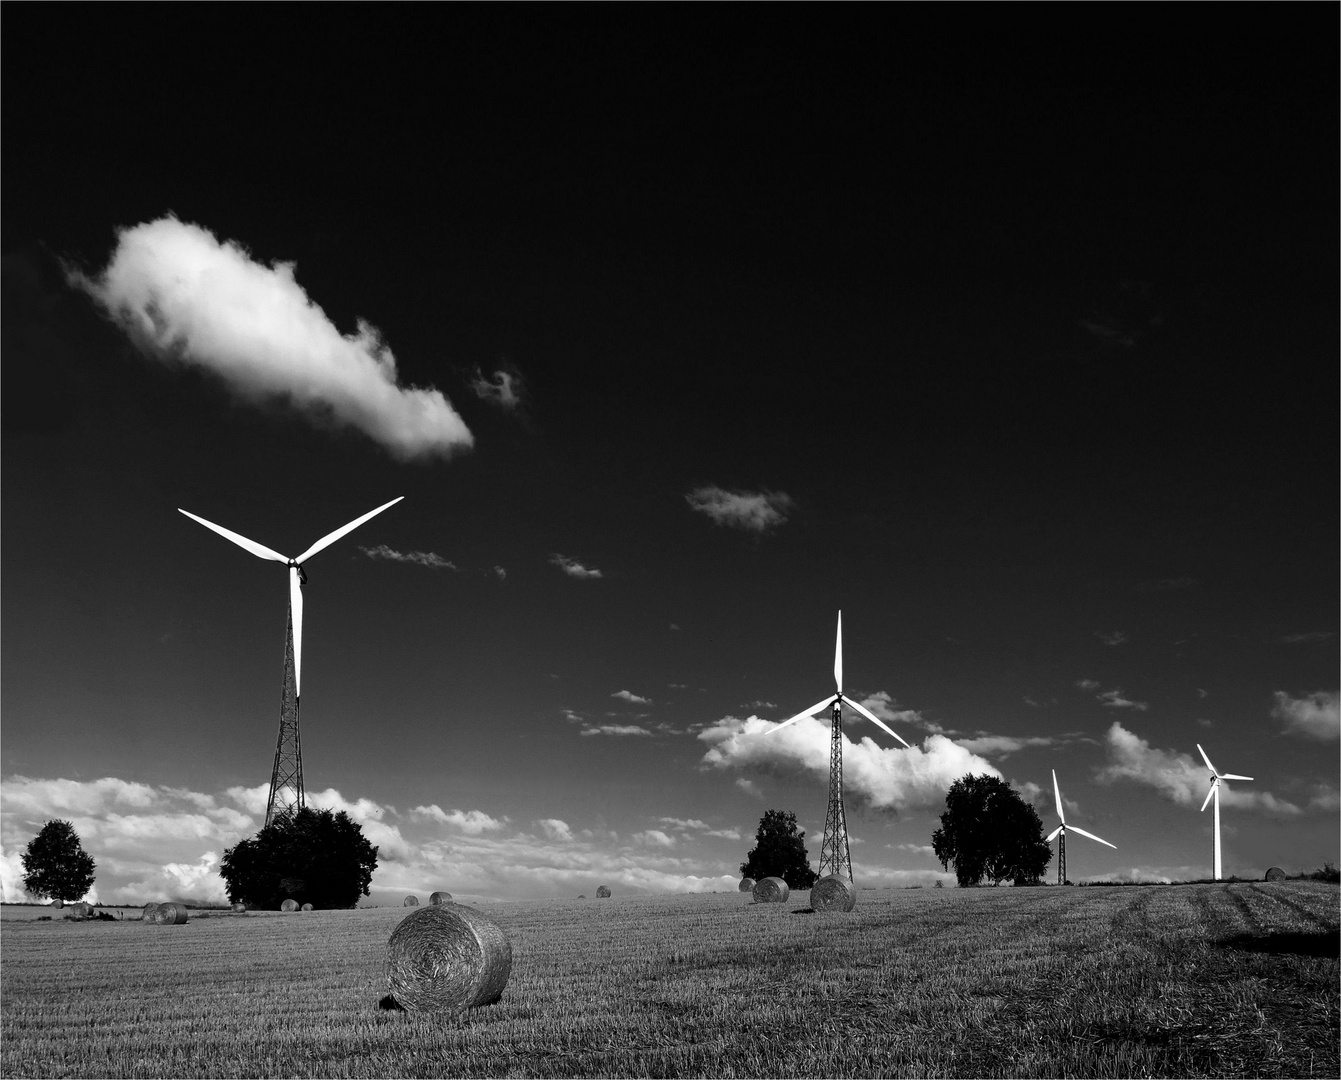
741;809;818;889
932;774;1051;887
220;807;377;910
22;820;96;902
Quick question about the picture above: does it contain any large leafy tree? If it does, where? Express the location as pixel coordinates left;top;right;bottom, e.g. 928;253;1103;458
932;774;1052;886
221;807;377;910
741;809;818;889
22;820;96;902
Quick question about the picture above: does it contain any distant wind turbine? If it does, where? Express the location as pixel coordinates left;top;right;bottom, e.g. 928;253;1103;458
1045;769;1115;885
768;611;910;885
1197;743;1252;881
179;497;404;825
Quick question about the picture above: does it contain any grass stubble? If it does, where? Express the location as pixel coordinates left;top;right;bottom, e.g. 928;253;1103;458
0;881;1335;1078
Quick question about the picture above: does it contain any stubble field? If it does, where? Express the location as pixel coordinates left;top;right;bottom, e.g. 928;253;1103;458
1;881;1337;1078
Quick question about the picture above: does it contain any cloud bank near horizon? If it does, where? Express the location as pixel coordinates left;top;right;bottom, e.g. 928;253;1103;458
68;216;473;461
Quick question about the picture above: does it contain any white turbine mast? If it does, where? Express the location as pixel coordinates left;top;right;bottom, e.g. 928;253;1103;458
1045;768;1115;884
1197;743;1253;881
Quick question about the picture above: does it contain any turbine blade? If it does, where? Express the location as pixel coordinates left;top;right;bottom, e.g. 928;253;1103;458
1067;825;1116;849
1053;769;1065;824
1200;780;1216;812
1221;774;1253;782
769;695;840;734
1196;743;1219;777
843;695;912;748
294;496;405;565
834;610;843;692
1045;826;1062;843
179;509;289;563
290;565;304;698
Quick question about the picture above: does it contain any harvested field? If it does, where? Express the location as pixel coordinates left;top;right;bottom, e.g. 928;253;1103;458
1;882;1336;1078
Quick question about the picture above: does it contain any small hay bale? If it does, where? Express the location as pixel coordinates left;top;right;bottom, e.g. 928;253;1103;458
281;898;299;912
152;902;189;925
739;877;756;893
810;874;857;913
301;902;314;911
404;894;419;907
68;902;92;919
1264;866;1287;882
385;904;512;1013
596;885;612;898
752;876;789;903
231;902;246;913
429;891;453;906
51;898;64;909
142;903;162;921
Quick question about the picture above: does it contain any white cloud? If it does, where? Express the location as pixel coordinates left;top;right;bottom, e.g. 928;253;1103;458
1094;722;1301;814
1076;679;1101;691
580;724;653;738
411;806;506;834
360;545;457;571
685;486;795;533
549;553;602;579
494;565;507;580
735;779;762;798
633;830;676;848
854;692;933;732
1095;630;1128;646
1098;688;1148;711
1272;690;1340;740
537;819;574;843
612;690;651;704
469;366;523;410
1279;631;1333;644
955;735;1058;757
68;216;472;461
698;715;1000;812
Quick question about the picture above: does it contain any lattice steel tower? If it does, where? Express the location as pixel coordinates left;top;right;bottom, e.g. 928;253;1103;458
266;597;305;826
817;698;853;881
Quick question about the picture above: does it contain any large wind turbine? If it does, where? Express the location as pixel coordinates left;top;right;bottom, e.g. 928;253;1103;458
1046;769;1115;885
1197;743;1252;881
179;497;404;826
768;611;910;883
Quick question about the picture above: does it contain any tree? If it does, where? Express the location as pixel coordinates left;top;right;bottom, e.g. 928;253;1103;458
22;820;96;902
741;809;818;889
932;774;1052;887
220;807;377;910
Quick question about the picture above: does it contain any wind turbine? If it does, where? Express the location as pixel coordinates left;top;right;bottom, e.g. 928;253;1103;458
1046;769;1115;885
179;497;404;826
768;611;910;883
1197;743;1253;881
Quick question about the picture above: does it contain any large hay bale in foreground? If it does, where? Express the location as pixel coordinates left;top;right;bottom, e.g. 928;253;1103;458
151;902;189;925
281;899;299;912
752;876;789;903
142;903;162;921
596;885;612;898
810;874;857;912
739;877;755;893
429;891;453;906
385;904;512;1013
1264;866;1287;882
404;894;419;907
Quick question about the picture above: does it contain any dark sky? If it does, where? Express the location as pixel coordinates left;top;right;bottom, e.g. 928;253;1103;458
2;8;1336;903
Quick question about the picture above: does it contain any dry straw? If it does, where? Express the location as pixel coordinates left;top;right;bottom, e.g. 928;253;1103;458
429;891;453;905
281;899;299;912
738;877;755;893
810;874;856;912
384;904;513;1013
151;902;189;925
1264;866;1287;882
404;895;419;907
752;877;789;903
596;885;612;898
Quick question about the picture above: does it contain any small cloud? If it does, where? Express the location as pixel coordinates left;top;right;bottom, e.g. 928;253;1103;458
735;778;762;797
668;623;680;631
494;565;507;580
1197;718;1214;728
685;486;794;533
745;700;777;710
411;806;506;834
954;735;1058;757
537;819;573;843
549;553;602;579
856;692;929;730
1272;691;1340;740
1098;688;1148;711
580;724;653;738
1280;631;1335;644
1076;679;1101;691
612;690;651;704
360;544;457;571
633;829;676;849
468;365;524;410
1095;630;1128;646
1196;688;1209;699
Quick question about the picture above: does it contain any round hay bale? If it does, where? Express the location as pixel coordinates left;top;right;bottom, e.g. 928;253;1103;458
1264;866;1287;882
385;904;512;1013
810;874;857;913
51;898;64;909
281;898;299;912
596;885;612;898
301;902;314;911
231;902;246;913
739;877;756;893
142;902;162;921
68;902;92;919
429;891;453;906
152;902;189;925
752;876;789;903
404;894;419;907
